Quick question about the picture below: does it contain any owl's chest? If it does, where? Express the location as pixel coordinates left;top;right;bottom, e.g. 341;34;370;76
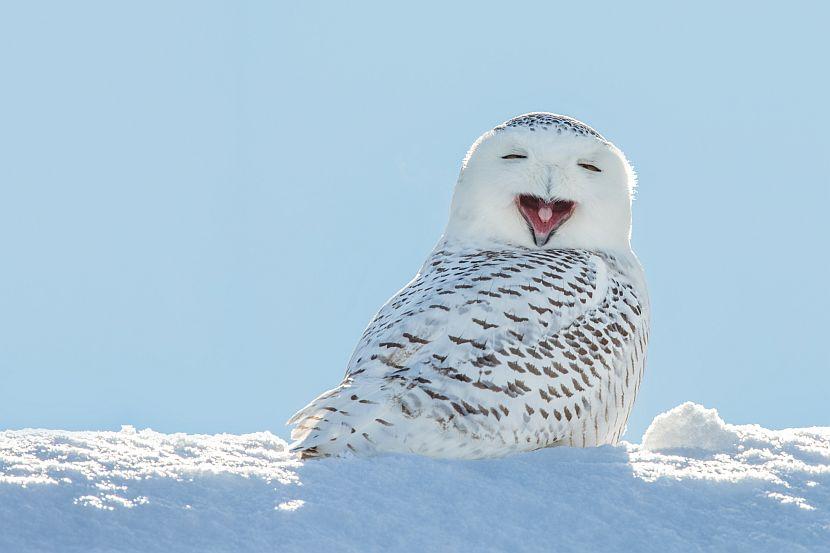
412;251;602;321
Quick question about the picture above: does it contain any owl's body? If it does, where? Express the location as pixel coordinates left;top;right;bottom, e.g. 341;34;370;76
290;245;648;458
289;113;649;459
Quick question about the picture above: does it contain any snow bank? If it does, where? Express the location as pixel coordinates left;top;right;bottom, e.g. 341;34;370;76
2;404;829;553
641;401;740;451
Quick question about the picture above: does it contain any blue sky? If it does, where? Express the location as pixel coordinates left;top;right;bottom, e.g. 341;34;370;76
1;2;827;439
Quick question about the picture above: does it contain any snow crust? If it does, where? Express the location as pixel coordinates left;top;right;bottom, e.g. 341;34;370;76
2;403;829;552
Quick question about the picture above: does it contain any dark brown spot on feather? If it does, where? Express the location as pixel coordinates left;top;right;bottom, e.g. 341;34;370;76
402;332;429;344
479;290;502;298
423;388;449;401
515;380;531;392
504;312;529;323
528;303;552;315
507;361;525;373
524;362;541;376
472;318;498;330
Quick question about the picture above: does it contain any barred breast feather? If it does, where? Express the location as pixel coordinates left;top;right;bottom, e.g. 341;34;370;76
289;244;649;459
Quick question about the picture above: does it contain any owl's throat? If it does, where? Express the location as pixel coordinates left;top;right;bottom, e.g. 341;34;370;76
516;195;576;247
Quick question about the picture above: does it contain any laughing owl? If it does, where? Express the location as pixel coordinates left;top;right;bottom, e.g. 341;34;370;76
288;113;649;459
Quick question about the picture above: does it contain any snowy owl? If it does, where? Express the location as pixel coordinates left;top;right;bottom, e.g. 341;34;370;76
289;113;649;459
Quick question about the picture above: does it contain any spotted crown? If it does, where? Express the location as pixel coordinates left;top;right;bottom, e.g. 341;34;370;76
495;112;606;141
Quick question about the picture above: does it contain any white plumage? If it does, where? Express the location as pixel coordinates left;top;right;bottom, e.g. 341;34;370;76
289;113;649;459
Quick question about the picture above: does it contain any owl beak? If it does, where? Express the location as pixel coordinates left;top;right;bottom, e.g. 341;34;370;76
516;195;576;247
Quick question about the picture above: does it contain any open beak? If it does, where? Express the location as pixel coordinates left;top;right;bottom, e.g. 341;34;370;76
516;195;576;247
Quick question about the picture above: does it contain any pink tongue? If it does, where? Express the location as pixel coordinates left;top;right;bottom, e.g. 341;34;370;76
516;196;576;243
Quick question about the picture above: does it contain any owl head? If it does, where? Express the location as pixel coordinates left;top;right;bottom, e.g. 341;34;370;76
444;113;637;253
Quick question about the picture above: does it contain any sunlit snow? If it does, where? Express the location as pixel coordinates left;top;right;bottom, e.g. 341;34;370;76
2;403;828;552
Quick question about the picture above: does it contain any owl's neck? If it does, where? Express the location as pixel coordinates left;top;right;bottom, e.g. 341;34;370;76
433;235;635;259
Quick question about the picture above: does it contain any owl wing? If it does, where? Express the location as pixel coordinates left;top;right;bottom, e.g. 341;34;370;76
288;248;647;458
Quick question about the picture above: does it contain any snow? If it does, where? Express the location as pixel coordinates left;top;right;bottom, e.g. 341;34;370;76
641;401;740;451
2;404;828;552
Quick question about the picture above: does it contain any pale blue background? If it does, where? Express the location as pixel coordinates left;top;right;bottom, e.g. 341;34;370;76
1;2;827;439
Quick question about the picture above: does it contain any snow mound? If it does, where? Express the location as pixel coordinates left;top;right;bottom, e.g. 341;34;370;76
641;401;740;451
2;404;829;553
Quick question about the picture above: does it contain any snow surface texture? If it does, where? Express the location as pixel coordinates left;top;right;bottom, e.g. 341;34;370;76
2;403;828;553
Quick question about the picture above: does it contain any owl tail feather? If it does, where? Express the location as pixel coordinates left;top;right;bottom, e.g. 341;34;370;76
287;382;399;460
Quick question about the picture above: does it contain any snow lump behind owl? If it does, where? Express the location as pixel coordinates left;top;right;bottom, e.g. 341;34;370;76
288;113;649;459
